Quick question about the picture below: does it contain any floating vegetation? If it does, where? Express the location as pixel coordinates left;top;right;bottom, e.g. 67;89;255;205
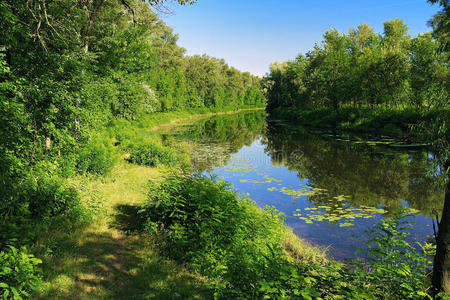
267;186;328;199
295;195;386;227
224;163;257;172
240;175;282;184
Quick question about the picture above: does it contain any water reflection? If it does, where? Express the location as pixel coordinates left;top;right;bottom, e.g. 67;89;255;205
169;111;266;172
264;122;444;218
165;111;444;260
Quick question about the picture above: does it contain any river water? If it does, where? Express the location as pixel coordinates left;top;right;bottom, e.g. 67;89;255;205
161;110;444;260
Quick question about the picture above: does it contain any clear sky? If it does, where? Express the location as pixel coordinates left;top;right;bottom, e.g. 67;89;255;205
164;0;440;76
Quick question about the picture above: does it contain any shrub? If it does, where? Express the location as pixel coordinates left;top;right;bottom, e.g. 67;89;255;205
129;142;177;167
141;175;244;262
350;213;434;299
0;246;42;299
77;138;116;175
23;173;81;220
0;165;87;247
0;171;81;226
140;174;321;298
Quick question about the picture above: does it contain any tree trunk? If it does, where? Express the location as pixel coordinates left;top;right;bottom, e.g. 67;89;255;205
433;160;450;293
45;136;51;151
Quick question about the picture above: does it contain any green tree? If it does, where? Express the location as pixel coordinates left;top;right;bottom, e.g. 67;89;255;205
427;0;450;294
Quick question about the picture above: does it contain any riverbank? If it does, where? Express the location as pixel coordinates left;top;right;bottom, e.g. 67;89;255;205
33;107;322;299
269;107;450;141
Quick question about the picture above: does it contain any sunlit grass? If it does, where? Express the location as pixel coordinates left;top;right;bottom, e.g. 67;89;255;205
35;161;212;299
282;227;328;265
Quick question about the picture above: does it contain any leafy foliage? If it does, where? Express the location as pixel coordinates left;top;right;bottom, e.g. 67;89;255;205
140;174;322;298
265;21;448;113
0;2;265;296
141;174;438;298
0;246;42;300
77;138;116;175
350;214;435;299
129;142;178;167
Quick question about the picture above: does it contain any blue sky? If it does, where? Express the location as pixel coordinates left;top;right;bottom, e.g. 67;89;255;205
164;0;440;76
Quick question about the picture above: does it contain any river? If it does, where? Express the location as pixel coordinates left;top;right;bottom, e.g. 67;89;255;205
160;110;444;260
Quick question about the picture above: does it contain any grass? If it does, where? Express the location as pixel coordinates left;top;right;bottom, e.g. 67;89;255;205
35;162;212;299
32;107;322;299
282;227;328;265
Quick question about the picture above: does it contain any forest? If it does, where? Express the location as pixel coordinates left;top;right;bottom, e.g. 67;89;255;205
264;18;449;141
0;1;264;232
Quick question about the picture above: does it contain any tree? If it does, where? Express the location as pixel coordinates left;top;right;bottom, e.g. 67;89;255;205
427;0;450;294
380;19;410;107
428;0;449;56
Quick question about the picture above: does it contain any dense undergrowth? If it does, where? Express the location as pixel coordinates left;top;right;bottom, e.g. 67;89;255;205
0;108;261;299
1;0;265;297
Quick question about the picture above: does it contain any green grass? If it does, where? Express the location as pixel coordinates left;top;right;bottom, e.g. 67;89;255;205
34;162;213;299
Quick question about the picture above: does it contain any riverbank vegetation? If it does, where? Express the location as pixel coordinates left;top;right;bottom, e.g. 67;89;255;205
139;173;435;299
264;1;450;294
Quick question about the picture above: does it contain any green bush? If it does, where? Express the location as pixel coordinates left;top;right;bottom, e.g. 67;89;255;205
23;173;81;219
77;138;116;175
0;170;81;225
140;174;321;298
0;246;41;299
129;142;178;167
350;214;434;299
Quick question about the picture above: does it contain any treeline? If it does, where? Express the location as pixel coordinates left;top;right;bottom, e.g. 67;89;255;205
264;19;449;111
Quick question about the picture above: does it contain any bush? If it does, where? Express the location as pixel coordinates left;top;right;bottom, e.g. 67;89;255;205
140;174;321;298
350;213;434;299
0;170;81;223
0;164;87;247
129;142;178;167
77;138;116;175
0;246;42;299
23;173;81;220
141;175;245;262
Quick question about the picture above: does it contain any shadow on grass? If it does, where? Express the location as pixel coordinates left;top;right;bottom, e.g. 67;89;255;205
112;204;144;233
37;204;212;299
